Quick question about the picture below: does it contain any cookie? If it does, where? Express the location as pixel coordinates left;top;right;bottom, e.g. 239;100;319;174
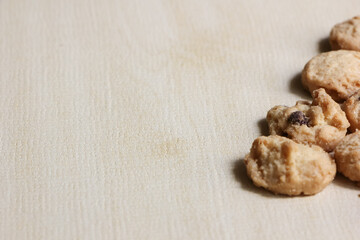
244;135;336;196
334;131;360;182
343;90;360;132
330;16;360;51
301;50;360;101
267;88;349;152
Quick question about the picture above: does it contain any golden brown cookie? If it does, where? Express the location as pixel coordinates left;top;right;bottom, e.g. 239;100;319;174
343;90;360;132
301;50;360;101
245;135;336;196
330;16;360;51
334;131;360;182
267;88;349;152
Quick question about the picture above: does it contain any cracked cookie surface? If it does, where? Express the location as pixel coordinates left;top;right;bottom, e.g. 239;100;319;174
266;88;349;151
244;135;336;196
301;50;360;101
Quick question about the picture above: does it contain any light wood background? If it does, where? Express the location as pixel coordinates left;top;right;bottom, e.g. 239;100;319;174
1;0;359;239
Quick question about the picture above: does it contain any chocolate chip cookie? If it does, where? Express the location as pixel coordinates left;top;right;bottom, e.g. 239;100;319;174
334;131;360;182
267;88;349;151
330;16;360;51
302;50;360;101
343;90;360;132
245;135;336;196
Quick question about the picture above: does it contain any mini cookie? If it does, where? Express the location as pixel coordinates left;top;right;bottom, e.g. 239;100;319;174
334;131;360;182
244;135;336;196
343;90;360;132
267;88;349;151
330;16;360;51
301;50;360;101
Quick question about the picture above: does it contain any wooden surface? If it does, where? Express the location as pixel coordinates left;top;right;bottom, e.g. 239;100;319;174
1;0;360;239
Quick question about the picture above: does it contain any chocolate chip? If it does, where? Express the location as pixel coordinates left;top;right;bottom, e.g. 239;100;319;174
288;111;309;126
358;96;360;101
282;132;289;137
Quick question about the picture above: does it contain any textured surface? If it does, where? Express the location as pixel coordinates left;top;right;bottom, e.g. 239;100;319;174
0;0;360;239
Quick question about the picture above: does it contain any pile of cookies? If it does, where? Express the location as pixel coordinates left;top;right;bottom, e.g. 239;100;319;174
245;16;360;196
